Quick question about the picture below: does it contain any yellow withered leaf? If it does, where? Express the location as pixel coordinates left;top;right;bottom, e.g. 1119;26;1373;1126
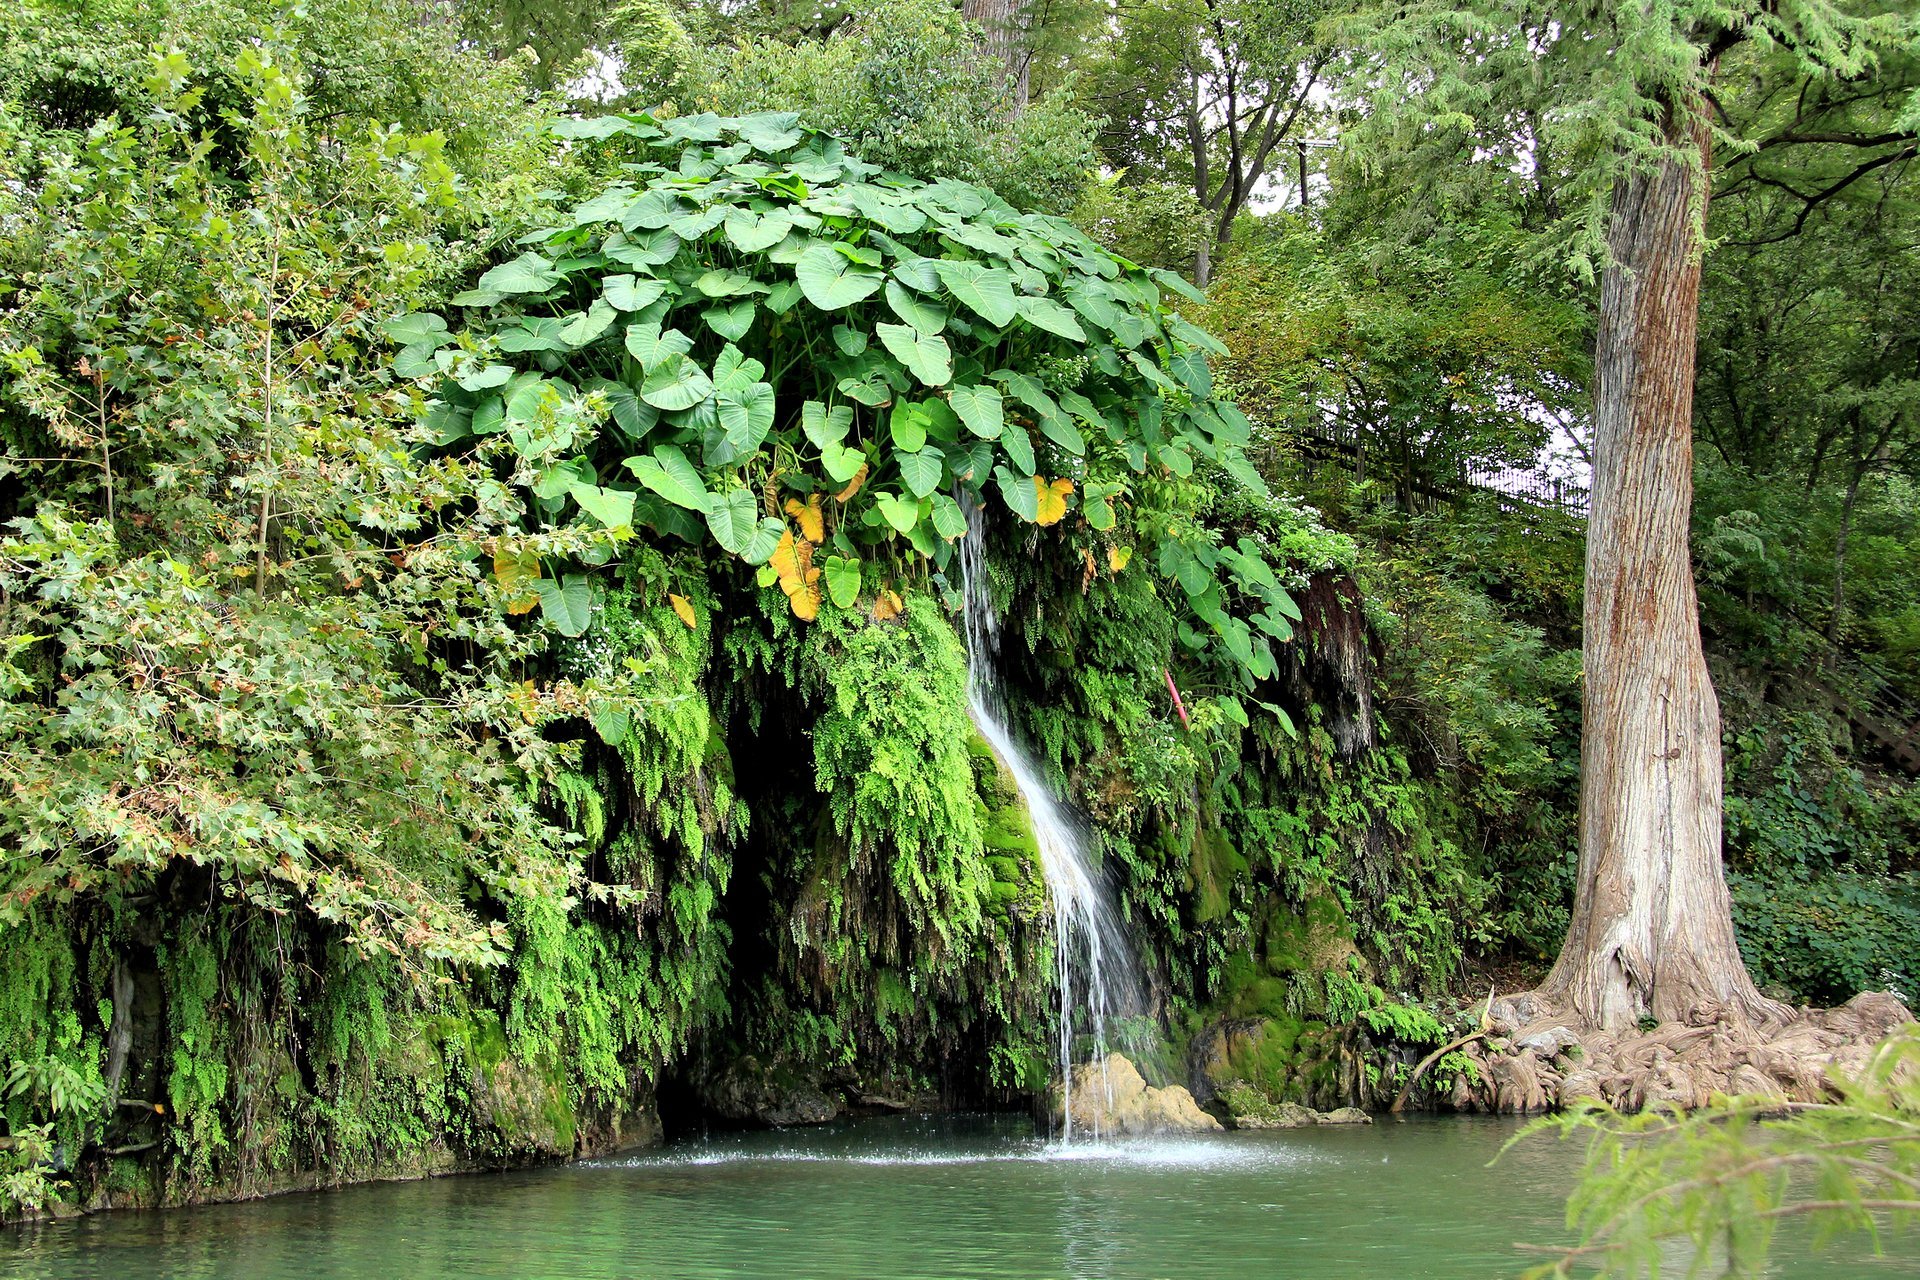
770;530;823;622
872;589;905;621
789;581;821;621
833;462;868;504
1033;476;1073;527
784;493;825;542
770;530;806;590
668;593;697;629
1107;545;1133;573
493;547;542;615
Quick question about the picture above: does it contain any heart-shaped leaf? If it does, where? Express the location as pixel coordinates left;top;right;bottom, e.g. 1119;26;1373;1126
889;402;928;452
624;323;694;370
875;491;921;535
640;354;713;411
802;400;853;448
706;487;768;556
479;251;560;295
876;322;952;387
713;383;776;461
559;299;618;348
992;465;1039;522
932;260;1017;327
929;493;967;541
884;280;948;336
1014;295;1086;341
536;573;594;636
626;444;709;510
796;243;884;310
821;440;866;484
569;482;635;530
823;555;862;609
1033;476;1072;527
724;207;794;252
897;447;943;498
947;383;1003;439
1000;423;1035;475
604;274;668;312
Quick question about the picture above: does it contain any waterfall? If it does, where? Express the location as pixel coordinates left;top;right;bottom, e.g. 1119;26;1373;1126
957;499;1143;1142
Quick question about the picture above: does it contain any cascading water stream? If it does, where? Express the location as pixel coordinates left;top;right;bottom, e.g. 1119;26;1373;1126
956;500;1144;1143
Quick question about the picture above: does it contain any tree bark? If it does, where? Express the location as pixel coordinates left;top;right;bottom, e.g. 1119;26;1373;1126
1538;105;1788;1034
961;0;1029;110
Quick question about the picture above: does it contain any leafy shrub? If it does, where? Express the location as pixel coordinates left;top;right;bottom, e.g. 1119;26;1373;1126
406;110;1301;706
1730;872;1919;1005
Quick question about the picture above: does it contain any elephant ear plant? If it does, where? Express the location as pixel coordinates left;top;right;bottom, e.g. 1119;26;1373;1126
398;112;1303;714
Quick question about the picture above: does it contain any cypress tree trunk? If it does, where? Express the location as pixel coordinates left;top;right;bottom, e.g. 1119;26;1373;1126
1538;107;1788;1033
962;0;1030;109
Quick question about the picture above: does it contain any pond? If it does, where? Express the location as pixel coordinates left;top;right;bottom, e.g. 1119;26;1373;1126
8;1113;1914;1278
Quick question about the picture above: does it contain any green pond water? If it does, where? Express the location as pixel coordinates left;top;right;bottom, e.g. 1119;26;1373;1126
7;1113;1915;1279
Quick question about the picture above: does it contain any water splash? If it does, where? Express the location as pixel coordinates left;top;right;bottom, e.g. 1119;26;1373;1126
957;499;1144;1142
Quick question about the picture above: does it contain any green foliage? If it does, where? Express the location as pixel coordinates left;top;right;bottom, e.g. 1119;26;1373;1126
1731;874;1919;1008
1519;1027;1920;1278
0;25;576;967
414;109;1296;701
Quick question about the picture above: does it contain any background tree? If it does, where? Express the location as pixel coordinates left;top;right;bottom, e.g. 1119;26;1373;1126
1087;0;1344;283
1347;0;1919;1031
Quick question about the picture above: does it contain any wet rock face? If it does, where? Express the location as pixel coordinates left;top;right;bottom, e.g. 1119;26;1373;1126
695;1056;846;1128
1051;1054;1224;1137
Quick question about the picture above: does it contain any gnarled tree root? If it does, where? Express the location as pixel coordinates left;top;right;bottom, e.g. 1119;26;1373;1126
1443;989;1914;1115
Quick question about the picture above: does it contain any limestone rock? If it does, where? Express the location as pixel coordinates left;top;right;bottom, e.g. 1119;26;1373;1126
1055;1053;1224;1136
1319;1106;1372;1125
1514;1025;1580;1057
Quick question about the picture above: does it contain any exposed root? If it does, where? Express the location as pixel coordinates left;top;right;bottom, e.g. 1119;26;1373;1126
1444;989;1914;1115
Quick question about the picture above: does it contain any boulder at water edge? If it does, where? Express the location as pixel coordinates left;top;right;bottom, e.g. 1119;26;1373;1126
1051;1053;1224;1136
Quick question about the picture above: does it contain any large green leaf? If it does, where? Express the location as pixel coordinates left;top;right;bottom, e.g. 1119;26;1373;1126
875;491;921;534
896;447;943;498
536;573;594;636
1014;295;1087;341
889;402;928;452
1000;423;1035;475
736;112;805;154
705;487;767;555
640;354;713;411
884;280;948;335
933;260;1017;327
992;465;1039;521
802;400;853;448
713;383;776;461
930;493;967;541
624;323;694;369
604;275;667;312
479;251;560;295
558;300;618;348
796;243;884;310
947;383;1003;439
626;444;709;509
703;299;756;342
876;322;952;387
568;482;635;530
821;440;866;483
457;362;514;392
1038;412;1086;456
590;377;655;441
724;207;794;252
823;555;862;609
